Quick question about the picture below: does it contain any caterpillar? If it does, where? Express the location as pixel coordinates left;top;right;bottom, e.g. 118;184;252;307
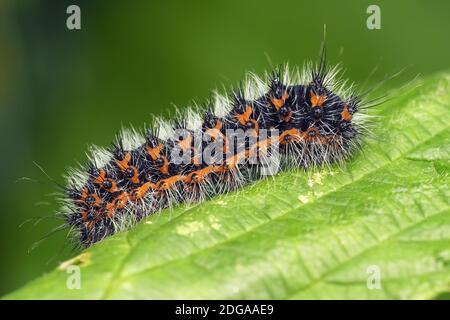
61;53;372;248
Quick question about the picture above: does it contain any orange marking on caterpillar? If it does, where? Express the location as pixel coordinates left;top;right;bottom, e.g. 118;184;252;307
341;105;352;121
93;169;106;184
114;192;129;209
302;127;321;141
271;91;289;110
104;179;120;193
186;165;225;184
80;210;88;222
116;152;131;171
86;220;95;230
235;105;253;125
205;120;223;141
280;110;293;122
92;170;121;193
146;143;163;161
126;166;140;184
225;150;248;168
298;127;332;144
279;128;301;145
106;192;129;218
310;91;327;107
131;181;156;200
245;137;266;161
258;136;273;149
77;188;89;203
191;148;202;166
210;120;230;154
178;133;193;152
249;119;259;137
157;175;186;190
205;120;228;159
223;134;275;169
87;193;102;207
159;156;169;175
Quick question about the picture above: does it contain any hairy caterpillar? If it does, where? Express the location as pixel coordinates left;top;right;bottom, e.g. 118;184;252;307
61;52;373;248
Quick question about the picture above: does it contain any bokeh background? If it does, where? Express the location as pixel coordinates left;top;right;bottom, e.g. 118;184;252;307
1;0;449;296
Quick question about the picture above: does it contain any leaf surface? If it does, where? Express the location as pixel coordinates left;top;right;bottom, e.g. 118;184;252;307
5;72;450;299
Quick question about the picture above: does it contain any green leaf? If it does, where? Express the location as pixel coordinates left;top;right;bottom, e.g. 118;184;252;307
5;72;450;300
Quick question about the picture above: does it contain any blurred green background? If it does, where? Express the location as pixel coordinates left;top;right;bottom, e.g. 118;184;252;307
0;0;449;296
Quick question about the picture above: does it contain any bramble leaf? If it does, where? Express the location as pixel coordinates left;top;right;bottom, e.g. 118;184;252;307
5;72;450;300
